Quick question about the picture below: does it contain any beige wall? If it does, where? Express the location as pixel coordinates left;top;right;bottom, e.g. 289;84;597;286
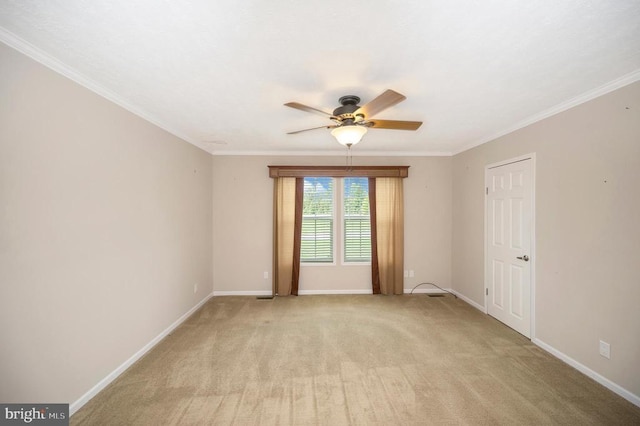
0;43;213;404
452;81;640;396
212;155;452;294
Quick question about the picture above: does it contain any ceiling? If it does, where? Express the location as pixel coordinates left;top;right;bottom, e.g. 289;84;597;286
1;1;639;156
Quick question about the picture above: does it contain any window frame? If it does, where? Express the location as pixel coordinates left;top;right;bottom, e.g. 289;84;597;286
300;177;372;266
340;177;371;265
300;177;337;266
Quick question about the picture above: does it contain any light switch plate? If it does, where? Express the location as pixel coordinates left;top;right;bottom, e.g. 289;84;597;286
599;340;610;359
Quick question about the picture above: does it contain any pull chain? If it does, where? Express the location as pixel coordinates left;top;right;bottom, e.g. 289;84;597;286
346;144;353;171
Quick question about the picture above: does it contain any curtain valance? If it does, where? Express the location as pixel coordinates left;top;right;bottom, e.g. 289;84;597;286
268;165;409;179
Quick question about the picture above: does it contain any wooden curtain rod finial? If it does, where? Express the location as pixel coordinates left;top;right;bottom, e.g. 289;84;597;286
267;165;409;178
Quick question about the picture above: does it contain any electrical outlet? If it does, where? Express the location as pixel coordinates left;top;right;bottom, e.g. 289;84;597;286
599;340;610;359
263;271;269;279
409;270;415;278
193;283;198;294
404;270;409;278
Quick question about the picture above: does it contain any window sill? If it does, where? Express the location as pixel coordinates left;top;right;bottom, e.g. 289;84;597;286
301;262;337;267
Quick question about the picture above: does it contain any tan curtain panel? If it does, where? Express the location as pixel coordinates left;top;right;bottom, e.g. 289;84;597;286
375;177;404;295
291;178;304;296
272;177;297;296
368;178;381;294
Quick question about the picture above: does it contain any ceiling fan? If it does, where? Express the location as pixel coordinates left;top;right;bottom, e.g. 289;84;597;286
284;89;422;147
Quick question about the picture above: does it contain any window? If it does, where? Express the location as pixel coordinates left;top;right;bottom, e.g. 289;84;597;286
343;177;371;262
301;177;371;264
301;177;334;263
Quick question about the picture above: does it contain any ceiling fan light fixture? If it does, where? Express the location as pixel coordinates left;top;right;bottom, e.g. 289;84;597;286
331;125;367;147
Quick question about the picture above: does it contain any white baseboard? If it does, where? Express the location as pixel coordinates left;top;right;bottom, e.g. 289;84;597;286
216;289;463;296
213;290;273;296
447;289;486;311
298;289;373;295
213;289;374;296
408;287;486;311
70;293;214;416
404;287;450;295
533;338;640;408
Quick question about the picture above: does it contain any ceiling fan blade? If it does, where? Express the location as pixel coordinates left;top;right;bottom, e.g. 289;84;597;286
287;125;338;135
284;102;334;118
355;89;406;118
368;119;423;131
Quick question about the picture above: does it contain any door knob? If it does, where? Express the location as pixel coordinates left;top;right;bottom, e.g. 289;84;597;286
517;255;529;261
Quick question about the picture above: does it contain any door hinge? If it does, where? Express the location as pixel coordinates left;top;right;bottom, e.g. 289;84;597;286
486;187;488;195
486;288;488;296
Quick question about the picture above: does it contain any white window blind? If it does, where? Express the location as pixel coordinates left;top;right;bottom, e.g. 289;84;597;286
343;177;371;262
301;177;334;263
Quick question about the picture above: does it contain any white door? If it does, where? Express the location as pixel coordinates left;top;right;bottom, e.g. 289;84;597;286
486;157;534;338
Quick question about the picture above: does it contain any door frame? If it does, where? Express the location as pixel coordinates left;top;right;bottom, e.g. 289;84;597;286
484;153;536;339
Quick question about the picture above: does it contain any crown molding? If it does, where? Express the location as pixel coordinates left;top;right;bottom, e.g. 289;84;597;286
453;68;640;155
0;28;201;148
208;150;452;157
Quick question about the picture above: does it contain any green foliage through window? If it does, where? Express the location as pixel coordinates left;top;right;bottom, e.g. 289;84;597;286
343;178;371;262
301;178;333;262
301;177;371;263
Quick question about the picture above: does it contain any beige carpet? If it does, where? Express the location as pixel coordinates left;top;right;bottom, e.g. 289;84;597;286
71;295;640;425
